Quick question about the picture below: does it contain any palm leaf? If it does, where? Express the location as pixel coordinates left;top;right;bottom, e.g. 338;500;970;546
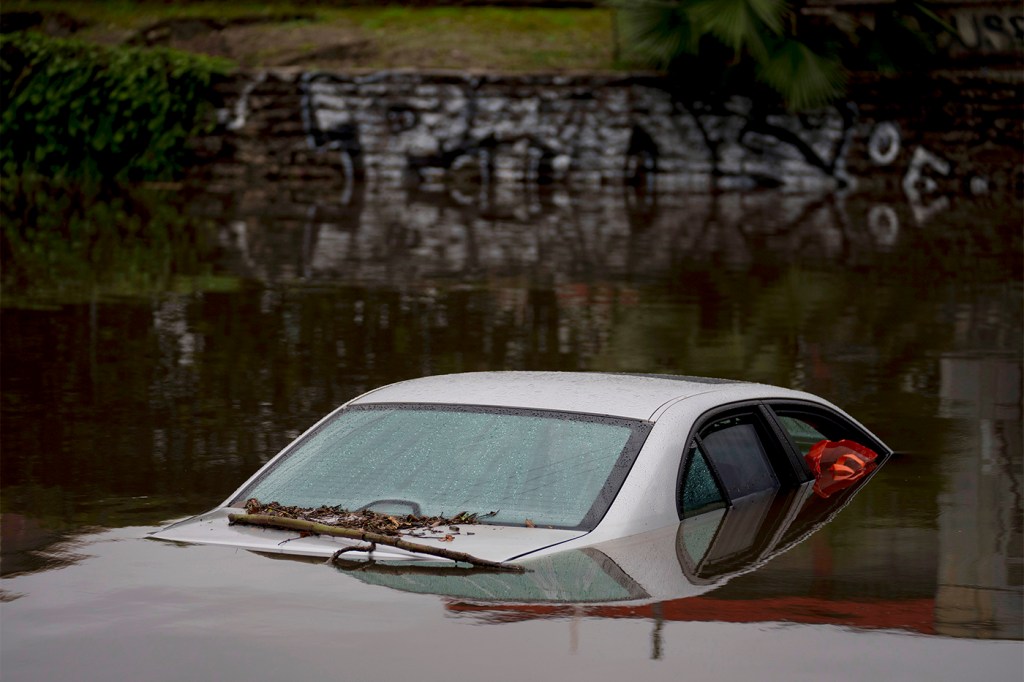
616;1;701;66
689;0;786;56
756;38;847;110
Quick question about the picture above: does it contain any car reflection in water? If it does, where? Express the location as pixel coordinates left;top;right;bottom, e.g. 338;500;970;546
317;464;910;639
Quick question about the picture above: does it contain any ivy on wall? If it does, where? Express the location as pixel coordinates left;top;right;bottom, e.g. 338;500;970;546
1;31;231;182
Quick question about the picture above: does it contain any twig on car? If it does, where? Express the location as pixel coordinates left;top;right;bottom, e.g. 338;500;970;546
228;513;526;573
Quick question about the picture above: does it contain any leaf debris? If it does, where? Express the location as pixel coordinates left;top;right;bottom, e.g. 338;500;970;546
244;499;484;540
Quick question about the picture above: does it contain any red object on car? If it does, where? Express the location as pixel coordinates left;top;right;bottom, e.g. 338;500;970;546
805;439;878;498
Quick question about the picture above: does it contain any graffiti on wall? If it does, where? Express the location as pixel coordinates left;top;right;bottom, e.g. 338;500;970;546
291;73;870;197
215;71;1011;234
866;121;969;226
947;6;1024;54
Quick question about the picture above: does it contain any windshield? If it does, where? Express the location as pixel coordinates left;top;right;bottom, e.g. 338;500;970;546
235;404;651;530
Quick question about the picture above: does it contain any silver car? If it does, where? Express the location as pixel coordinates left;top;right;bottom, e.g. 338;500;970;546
153;372;891;571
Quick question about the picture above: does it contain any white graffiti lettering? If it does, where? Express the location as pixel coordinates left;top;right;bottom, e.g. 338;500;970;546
868;122;901;166
903;147;952;225
867;205;900;248
226;71;267;132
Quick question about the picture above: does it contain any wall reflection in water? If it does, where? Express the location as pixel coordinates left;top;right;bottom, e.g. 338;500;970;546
1;182;1020;641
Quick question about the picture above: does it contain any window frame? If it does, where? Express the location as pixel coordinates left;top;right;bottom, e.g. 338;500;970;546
764;399;891;460
676;398;890;519
676;400;810;519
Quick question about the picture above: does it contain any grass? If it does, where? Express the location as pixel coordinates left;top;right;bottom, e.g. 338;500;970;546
2;2;631;72
4;1;318;27
346;7;617;71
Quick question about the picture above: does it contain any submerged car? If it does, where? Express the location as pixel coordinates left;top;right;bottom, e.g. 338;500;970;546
153;372;891;569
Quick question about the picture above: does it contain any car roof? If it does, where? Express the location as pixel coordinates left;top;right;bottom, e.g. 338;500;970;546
347;371;817;421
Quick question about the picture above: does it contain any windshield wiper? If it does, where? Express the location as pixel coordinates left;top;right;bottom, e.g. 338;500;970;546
357;498;423;516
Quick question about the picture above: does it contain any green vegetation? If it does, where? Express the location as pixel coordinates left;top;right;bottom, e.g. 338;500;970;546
2;1;960;108
344;7;614;71
1;2;618;72
1;31;231;182
0;31;234;304
616;0;952;110
1;0;320;29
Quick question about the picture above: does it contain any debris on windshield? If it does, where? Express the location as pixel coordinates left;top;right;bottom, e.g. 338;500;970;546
805;440;878;498
243;499;484;538
230;502;526;572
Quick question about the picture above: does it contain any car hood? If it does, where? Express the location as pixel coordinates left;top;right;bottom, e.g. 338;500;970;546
150;507;587;564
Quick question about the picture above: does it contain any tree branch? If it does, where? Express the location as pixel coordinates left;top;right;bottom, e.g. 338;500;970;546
228;513;527;573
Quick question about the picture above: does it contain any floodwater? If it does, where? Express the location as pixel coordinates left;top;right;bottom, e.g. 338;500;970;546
1;182;1021;681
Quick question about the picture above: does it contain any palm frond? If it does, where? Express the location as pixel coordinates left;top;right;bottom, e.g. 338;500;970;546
616;1;701;66
756;38;847;110
689;0;786;56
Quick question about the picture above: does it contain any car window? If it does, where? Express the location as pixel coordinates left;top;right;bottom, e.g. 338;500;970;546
777;415;828;455
698;415;779;502
680;444;726;517
769;403;888;459
235;404;650;530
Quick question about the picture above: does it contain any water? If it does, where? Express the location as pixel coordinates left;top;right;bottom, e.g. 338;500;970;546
1;182;1021;680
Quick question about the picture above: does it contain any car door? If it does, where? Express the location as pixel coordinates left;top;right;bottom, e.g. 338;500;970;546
678;403;802;519
677;399;890;520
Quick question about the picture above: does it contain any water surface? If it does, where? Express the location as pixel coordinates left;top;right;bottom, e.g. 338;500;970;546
2;183;1020;680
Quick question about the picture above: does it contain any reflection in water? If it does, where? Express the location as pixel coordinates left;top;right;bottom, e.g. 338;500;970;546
349;476;851;595
936;360;1022;640
0;514;90;578
1;183;1021;644
334;548;651;604
203;183;1022;286
328;467;975;653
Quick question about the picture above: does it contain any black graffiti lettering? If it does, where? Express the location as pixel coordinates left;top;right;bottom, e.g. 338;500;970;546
983;14;1009;37
949;12;1024;51
1009;16;1024;41
386;105;418;133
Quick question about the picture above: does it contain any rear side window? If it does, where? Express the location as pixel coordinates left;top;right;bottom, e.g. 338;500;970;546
700;416;779;500
679;409;786;517
680;444;725;517
769;403;889;458
777;416;828;455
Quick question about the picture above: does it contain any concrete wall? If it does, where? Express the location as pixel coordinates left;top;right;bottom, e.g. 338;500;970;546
192;69;1022;214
